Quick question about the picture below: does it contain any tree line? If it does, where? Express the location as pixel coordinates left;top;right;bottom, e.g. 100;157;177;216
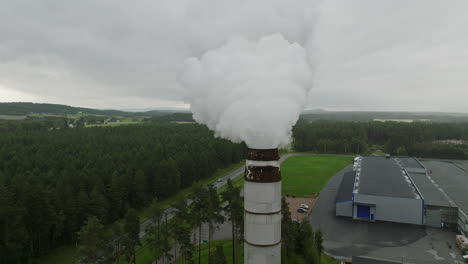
77;179;243;264
0;102;166;117
281;197;324;264
293;120;468;159
0;120;244;263
300;111;468;123
77;181;325;264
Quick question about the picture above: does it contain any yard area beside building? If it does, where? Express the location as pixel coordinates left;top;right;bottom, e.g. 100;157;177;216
281;155;352;196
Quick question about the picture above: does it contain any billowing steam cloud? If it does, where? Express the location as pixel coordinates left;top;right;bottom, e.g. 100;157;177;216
182;34;313;149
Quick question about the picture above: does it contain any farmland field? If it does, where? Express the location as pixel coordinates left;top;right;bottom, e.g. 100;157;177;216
0;114;27;120
281;155;352;196
85;117;145;127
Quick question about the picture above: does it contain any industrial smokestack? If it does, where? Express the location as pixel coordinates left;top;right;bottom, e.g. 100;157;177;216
244;148;281;264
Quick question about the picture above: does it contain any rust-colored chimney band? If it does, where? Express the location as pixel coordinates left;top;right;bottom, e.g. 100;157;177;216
246;148;280;161
244;166;281;183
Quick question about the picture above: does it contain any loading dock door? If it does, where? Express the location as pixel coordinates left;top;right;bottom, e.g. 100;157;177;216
357;205;370;219
426;208;442;227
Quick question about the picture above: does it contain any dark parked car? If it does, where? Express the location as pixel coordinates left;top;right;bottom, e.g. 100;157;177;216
297;208;307;214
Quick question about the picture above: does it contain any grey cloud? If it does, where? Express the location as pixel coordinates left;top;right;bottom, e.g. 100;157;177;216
0;0;314;106
0;0;467;112
313;0;468;112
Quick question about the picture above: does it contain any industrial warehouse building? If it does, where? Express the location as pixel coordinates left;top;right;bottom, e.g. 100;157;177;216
336;155;468;236
336;156;425;225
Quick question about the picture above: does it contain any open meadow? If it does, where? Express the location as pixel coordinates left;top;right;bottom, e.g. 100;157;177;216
281;155;352;196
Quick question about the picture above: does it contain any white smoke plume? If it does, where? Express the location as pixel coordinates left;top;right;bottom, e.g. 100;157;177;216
182;34;313;149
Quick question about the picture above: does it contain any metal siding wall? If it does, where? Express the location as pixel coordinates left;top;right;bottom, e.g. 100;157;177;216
441;207;458;224
424;205;458;228
354;194;424;225
459;209;468;237
336;201;353;217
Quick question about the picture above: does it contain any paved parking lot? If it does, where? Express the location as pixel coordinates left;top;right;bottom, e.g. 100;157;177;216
423;160;468;215
455;162;468;172
310;166;464;263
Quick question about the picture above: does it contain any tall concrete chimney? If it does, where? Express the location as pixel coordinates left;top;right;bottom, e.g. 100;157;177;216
244;148;281;264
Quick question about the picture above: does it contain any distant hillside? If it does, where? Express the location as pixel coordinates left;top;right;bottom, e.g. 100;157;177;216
3;102;467;123
300;110;468;123
0;102;173;117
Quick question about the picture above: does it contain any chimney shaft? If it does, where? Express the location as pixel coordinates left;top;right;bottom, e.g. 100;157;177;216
244;148;281;264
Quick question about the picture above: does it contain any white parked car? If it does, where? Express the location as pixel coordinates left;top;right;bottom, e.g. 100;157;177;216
217;178;223;182
300;204;309;209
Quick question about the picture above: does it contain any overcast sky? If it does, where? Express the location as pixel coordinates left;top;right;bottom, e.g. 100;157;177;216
1;0;467;112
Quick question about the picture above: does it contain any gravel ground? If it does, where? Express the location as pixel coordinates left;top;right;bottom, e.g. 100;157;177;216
285;196;317;221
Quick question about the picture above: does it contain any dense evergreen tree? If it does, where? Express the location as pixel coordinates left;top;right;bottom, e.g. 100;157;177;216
314;230;324;263
109;222;125;264
0;120;244;262
190;185;210;264
281;197;321;263
221;179;243;264
123;209;140;264
0;185;29;264
281;197;294;263
159;215;173;264
293;119;468;159
77;216;108;264
213;245;227;264
145;200;164;260
174;222;193;264
172;199;194;264
206;184;225;263
297;219;319;263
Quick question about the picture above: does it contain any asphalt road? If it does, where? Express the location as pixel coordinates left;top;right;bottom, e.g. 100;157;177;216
138;163;247;240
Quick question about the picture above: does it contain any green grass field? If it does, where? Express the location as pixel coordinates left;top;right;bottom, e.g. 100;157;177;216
0;114;27;120
173;240;338;264
38;246;80;264
20;112;145;127
85;118;145;127
217;155;351;197
281;155;352;196
118;240;159;264
174;240;241;264
26;112;107;119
